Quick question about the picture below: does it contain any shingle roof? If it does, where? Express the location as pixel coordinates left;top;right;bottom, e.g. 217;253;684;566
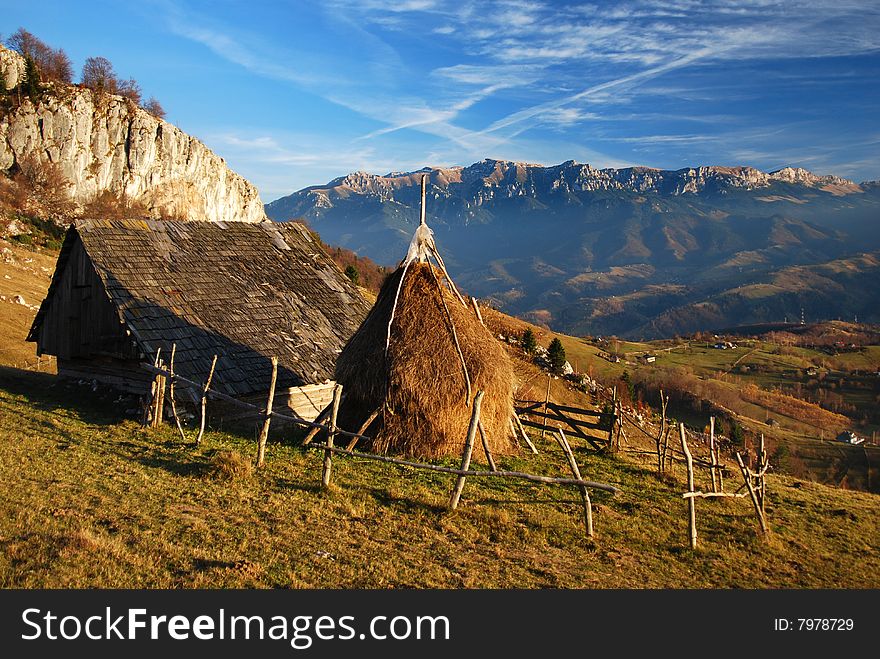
30;219;372;397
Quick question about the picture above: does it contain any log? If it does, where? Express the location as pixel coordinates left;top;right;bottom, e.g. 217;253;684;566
682;491;748;499
544;402;603;417
321;384;342;488
556;430;593;538
195;355;217;446
449;391;484;510
309;442;619;491
736;452;768;533
346;408;380;451
680;423;697;549
256;356;278;468
512;414;538;454
168;343;187;442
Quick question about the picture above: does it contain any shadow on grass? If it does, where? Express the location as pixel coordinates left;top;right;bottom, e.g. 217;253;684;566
0;367;130;426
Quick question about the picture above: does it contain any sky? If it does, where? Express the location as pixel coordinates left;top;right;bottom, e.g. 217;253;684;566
3;0;879;201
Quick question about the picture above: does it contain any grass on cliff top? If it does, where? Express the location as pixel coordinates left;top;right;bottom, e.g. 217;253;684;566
1;366;878;589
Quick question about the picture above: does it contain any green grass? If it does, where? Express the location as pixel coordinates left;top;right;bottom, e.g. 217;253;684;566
1;367;878;588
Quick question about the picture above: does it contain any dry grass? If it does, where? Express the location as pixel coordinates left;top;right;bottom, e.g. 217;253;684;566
335;262;515;460
0;239;57;369
207;449;253;481
0;367;878;589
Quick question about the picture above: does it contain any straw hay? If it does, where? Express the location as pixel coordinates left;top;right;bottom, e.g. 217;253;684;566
334;262;515;460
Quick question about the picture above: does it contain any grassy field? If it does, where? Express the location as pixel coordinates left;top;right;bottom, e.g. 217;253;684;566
1;367;878;588
1;237;878;588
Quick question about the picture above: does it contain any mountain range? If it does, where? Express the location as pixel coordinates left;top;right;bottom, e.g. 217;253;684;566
266;159;880;338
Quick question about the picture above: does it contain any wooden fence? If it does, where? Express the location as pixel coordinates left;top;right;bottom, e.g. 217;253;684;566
515;400;615;451
139;353;620;540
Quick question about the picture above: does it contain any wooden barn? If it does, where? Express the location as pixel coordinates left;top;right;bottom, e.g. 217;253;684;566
27;219;371;420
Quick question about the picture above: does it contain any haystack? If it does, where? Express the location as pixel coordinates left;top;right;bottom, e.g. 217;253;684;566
334;179;515;460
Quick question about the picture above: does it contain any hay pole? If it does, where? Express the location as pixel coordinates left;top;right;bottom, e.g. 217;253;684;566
195;354;217;446
555;430;593;538
321;384;343;488
426;260;473;404
679;423;697;549
512;413;538;454
168;343;187;442
256;356;278;468
470;296;485;326
449;391;484;510
427;243;467;307
385;258;413;353
736;452;768;534
477;420;497;472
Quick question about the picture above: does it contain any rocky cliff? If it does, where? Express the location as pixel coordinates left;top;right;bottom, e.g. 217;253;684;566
0;45;264;224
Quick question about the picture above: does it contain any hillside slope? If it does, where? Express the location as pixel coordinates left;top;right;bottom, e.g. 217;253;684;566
0;237;877;588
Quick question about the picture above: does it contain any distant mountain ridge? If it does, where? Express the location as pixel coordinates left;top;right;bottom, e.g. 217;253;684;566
267;159;880;338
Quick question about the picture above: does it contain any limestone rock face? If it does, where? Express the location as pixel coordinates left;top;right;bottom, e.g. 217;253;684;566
0;46;26;90
0;45;264;223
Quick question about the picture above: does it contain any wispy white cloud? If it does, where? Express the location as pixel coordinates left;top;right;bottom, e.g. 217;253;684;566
157;0;879;190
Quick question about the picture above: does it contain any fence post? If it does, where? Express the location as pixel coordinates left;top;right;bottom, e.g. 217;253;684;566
256;356;279;468
169;343;187;442
449;391;484;509
540;375;551;439
321;384;343;488
195;355;218;446
556;430;593;538
680;423;697;549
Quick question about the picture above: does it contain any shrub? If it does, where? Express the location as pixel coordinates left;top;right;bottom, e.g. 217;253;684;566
6;28;72;84
142;97;166;119
13;155;74;220
344;264;359;286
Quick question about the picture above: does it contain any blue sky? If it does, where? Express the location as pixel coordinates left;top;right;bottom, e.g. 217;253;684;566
3;0;879;200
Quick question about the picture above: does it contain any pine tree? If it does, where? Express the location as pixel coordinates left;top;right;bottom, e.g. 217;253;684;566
548;337;567;374
521;328;537;355
344;265;360;286
22;55;40;102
